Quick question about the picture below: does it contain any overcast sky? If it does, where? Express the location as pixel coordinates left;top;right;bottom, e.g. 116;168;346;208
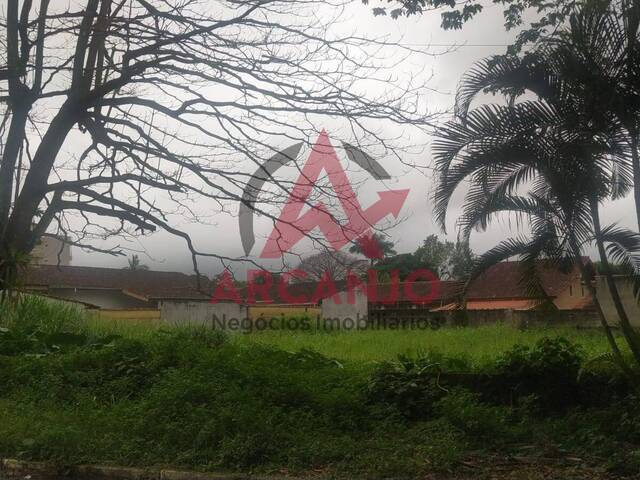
69;1;637;276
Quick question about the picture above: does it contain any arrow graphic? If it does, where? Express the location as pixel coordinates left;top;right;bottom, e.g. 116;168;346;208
260;131;409;258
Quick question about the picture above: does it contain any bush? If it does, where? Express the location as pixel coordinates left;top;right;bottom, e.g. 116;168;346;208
0;297;96;356
1;302;638;478
495;337;584;412
365;353;460;420
434;388;521;442
0;296;86;332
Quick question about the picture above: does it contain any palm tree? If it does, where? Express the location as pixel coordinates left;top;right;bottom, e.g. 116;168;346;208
555;0;640;230
349;232;397;266
124;254;149;271
433;36;640;366
452;0;640;228
435;113;640;365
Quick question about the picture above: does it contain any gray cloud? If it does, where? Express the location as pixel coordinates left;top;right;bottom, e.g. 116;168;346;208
70;3;633;275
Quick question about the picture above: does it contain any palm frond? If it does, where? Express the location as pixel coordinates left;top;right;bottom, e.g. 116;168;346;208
598;224;640;302
464;233;554;299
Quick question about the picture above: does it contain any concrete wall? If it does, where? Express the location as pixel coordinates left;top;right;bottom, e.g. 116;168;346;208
249;305;321;320
596;276;640;327
511;309;600;329
445;309;512;327
160;300;248;330
321;290;368;330
435;309;600;329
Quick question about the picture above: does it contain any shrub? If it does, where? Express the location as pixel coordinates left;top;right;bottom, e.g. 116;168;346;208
0;297;96;356
495;337;584;412
434;388;520;442
0;296;86;333
366;354;454;420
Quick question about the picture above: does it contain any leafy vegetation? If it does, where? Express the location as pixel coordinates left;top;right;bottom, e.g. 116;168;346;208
364;234;476;280
432;0;640;372
123;254;149;271
413;235;476;280
1;298;640;478
349;232;397;266
235;323;620;367
366;0;581;52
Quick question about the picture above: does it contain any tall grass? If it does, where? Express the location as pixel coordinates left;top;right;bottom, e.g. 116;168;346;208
1;297;638;476
84;315;163;340
1;297;619;368
0;295;86;334
233;325;619;368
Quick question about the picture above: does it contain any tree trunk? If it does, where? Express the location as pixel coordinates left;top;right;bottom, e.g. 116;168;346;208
568;234;634;376
632;135;640;232
3;106;75;250
0;106;76;302
0;241;30;305
576;255;631;367
0;106;29;237
590;197;640;365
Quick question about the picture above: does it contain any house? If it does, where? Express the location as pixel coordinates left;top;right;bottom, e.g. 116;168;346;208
434;259;594;312
20;260;603;329
20;264;212;313
323;259;597;328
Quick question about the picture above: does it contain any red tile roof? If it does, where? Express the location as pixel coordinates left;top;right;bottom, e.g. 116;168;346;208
21;258;591;308
370;259;591;308
21;265;212;301
465;259;587;300
368;280;463;305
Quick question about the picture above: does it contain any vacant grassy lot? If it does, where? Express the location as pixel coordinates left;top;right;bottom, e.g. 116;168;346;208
81;310;619;368
1;298;638;479
233;325;618;368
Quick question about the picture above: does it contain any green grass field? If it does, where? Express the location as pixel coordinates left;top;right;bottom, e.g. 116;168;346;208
1;298;638;479
85;315;620;370
232;325;617;368
78;308;620;369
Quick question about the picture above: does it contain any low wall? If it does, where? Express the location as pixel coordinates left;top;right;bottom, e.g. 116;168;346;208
160;300;248;330
249;305;321;320
596;276;640;327
321;290;368;329
511;309;600;329
97;309;160;321
373;307;601;329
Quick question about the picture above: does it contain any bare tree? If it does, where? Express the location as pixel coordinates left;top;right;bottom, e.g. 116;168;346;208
0;0;433;295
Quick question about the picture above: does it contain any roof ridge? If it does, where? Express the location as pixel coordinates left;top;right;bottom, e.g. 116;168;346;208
28;263;195;278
